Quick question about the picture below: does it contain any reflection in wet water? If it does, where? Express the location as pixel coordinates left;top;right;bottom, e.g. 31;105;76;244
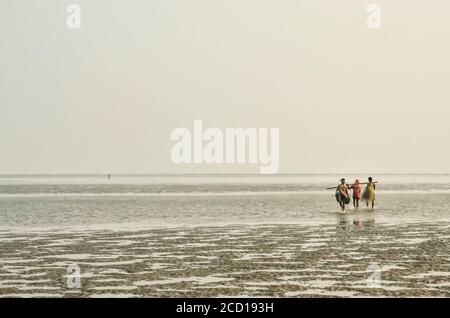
335;214;376;241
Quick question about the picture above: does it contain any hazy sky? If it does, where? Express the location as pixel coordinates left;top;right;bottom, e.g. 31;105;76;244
1;0;450;174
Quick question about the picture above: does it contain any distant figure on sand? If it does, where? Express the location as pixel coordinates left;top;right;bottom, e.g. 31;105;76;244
362;177;376;209
349;179;361;210
336;178;350;212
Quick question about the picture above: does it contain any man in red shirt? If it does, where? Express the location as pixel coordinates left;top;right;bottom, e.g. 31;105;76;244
349;179;362;210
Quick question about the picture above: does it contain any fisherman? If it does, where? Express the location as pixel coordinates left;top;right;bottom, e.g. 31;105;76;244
349;179;362;210
337;178;350;212
362;177;376;209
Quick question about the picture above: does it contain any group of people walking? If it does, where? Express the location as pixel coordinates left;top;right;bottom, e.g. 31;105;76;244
336;177;376;212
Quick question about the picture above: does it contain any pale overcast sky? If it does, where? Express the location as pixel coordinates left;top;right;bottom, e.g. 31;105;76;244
1;0;450;174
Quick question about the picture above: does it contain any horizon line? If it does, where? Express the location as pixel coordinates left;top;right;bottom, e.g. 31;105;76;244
1;172;450;177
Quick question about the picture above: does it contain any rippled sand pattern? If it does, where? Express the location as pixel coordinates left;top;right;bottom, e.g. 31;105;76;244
0;222;449;297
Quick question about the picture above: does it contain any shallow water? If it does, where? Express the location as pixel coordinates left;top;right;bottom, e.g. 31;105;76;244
0;174;449;231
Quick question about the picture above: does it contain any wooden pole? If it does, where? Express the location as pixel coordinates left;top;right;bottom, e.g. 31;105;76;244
326;181;378;190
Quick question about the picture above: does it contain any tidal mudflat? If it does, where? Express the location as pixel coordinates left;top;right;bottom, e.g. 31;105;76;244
1;221;448;298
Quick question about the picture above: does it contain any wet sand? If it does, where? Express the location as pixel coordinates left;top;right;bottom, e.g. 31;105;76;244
0;221;449;298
